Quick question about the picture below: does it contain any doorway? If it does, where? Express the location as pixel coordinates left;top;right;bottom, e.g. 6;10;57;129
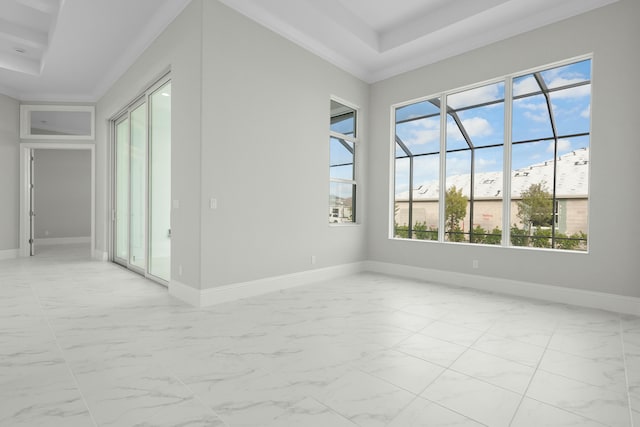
111;78;171;284
19;143;96;258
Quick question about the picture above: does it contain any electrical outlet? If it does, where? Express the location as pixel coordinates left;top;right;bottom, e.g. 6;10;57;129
472;259;479;269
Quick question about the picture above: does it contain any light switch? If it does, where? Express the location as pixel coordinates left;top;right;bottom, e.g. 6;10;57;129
210;198;217;209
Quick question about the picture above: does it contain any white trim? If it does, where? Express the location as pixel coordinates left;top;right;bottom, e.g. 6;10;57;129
174;260;640;315
169;280;202;307
34;237;90;245
170;262;366;307
20;105;95;140
364;261;640;316
93;250;108;261
0;249;19;260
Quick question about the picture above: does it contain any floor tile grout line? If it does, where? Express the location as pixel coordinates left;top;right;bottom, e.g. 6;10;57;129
384;322;502;426
170;373;231;427
507;316;558;426
28;282;100;427
506;316;622;427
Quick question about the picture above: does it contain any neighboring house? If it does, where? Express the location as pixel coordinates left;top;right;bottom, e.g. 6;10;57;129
395;147;589;235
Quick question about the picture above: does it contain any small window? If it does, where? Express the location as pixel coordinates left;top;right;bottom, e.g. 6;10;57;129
329;99;357;224
20;105;95;140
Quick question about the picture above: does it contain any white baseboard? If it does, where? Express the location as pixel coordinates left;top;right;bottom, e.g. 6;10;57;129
170;262;366;307
169;280;202;306
364;261;640;316
92;250;108;261
0;249;18;260
169;259;639;315
35;236;91;245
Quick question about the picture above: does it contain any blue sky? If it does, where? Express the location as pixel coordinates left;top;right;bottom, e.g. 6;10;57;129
394;59;591;194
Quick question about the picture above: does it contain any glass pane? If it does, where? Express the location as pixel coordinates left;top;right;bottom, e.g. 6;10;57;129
510;143;555;248
512;94;553;143
445;150;470;243
394;156;410;238
412;155;439;240
30;110;92;136
394;97;441;240
554;139;589;251
396;116;440;155
330;100;356;137
457;104;504;148
329;182;355;223
115;119;129;260
513;75;541;97
149;82;171;281
445;114;468;151
549;84;591;136
130;103;146;269
330;137;354;180
471;146;503;244
396;100;439;123
447;82;504;110
540;59;591;89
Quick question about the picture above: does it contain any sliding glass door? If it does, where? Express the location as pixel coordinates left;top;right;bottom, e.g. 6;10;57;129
149;82;171;280
113;78;171;283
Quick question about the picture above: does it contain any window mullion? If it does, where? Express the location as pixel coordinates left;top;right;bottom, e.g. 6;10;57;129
438;93;447;242
503;76;513;246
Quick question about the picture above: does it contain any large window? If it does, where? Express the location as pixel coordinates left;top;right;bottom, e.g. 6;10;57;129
393;57;591;251
330;99;358;224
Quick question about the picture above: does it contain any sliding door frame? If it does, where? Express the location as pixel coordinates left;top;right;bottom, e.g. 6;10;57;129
109;72;171;285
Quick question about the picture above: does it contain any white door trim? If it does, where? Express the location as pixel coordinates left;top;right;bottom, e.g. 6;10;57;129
19;143;96;257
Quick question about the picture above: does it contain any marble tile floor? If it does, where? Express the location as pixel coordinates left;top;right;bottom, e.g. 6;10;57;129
1;244;639;426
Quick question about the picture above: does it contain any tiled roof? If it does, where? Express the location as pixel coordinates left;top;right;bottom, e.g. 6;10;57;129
398;147;589;200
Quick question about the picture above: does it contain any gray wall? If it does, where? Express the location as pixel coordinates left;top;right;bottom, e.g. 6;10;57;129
96;0;203;288
34;149;91;239
0;94;19;252
199;1;369;288
95;0;369;291
367;0;640;297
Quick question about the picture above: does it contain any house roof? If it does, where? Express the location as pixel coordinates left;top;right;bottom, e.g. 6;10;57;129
398;146;589;200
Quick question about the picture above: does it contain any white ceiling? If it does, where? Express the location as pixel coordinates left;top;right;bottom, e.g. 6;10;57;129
0;0;619;102
0;0;191;102
219;0;619;83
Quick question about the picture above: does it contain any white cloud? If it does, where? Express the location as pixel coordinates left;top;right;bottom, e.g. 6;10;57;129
462;117;493;138
400;117;440;147
476;157;499;173
448;116;493;141
549;83;591;99
524;111;548;123
547;139;572;154
513;74;590;100
581;104;591;118
516;101;546;111
448;84;502;109
513;76;539;96
446;153;471;177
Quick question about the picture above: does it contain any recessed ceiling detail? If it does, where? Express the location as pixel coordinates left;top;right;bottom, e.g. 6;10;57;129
219;0;619;83
0;0;191;102
0;0;61;75
0;0;621;101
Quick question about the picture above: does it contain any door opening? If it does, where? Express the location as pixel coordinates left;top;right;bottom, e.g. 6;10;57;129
19;143;96;258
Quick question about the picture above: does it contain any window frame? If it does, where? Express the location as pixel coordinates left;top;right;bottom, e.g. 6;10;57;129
330;96;360;226
390;54;592;252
